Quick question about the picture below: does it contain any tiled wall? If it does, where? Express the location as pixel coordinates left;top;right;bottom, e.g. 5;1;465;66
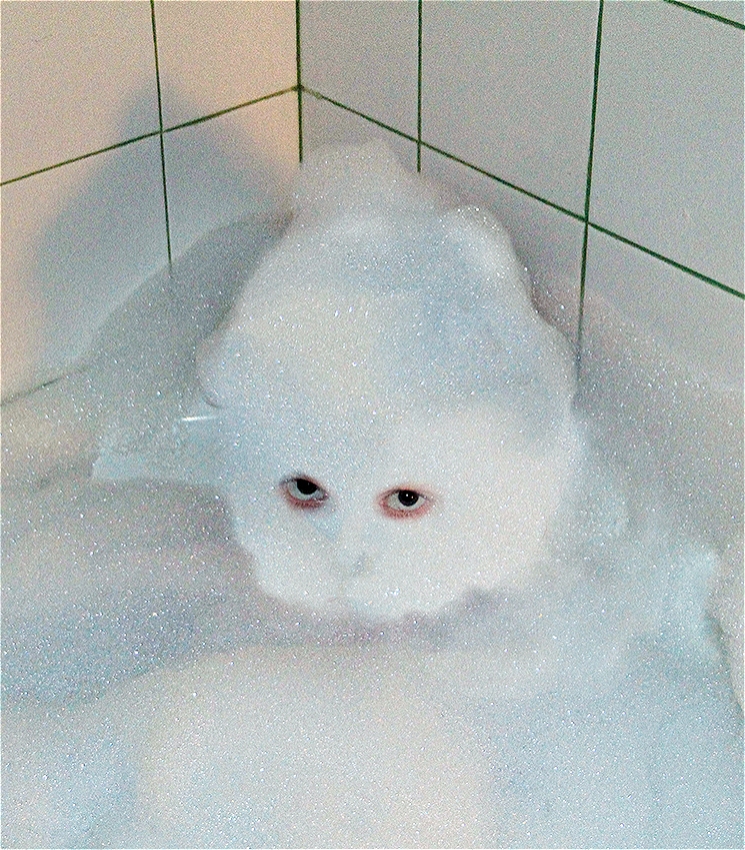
2;1;743;402
1;0;298;399
299;0;744;393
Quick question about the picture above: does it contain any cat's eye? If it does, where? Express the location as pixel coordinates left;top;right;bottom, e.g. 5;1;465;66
378;488;432;519
281;477;328;509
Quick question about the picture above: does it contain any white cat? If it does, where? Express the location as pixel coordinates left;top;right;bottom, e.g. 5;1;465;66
197;142;581;620
2;143;741;849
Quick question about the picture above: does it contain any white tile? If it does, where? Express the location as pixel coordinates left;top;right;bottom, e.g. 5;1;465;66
300;0;419;138
1;139;168;400
0;1;158;182
579;227;743;554
420;148;586;348
155;0;297;129
300;95;418;173
164;93;299;258
684;1;744;25
583;228;743;391
421;1;600;216
591;1;744;292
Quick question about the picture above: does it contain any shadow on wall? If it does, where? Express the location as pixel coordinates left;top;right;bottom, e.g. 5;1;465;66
1;89;293;402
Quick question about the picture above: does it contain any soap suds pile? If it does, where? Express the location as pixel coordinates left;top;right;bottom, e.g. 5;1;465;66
2;142;742;848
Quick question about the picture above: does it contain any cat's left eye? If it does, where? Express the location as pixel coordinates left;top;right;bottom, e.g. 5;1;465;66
378;488;432;519
281;477;329;509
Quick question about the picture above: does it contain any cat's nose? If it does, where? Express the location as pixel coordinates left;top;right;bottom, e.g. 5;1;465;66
333;524;370;576
334;548;369;577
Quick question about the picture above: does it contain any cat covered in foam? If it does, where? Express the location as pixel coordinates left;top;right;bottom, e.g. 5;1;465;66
198;141;582;619
3;142;742;850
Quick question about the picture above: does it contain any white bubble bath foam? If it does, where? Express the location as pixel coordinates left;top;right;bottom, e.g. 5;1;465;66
2;143;742;848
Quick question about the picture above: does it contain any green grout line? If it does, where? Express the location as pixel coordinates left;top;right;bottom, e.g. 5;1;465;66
1;89;298;187
663;0;745;29
150;0;172;267
303;86;420;145
302;87;743;301
421;139;585;221
417;0;423;173
296;0;304;164
589;222;745;299
576;0;605;377
0;132;161;186
1;373;65;407
163;88;298;134
0;361;92;407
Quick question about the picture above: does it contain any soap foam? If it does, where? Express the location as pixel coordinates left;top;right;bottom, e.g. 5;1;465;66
1;142;741;848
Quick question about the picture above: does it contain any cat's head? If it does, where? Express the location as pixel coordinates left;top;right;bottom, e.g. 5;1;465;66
198;142;582;621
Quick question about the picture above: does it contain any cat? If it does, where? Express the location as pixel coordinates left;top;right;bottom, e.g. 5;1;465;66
196;141;582;621
1;142;741;848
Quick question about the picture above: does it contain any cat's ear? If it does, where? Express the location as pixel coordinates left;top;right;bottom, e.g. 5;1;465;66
196;317;282;410
195;332;224;408
440;204;578;429
442;206;533;301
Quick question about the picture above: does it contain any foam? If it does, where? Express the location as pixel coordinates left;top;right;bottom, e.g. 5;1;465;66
1;141;742;847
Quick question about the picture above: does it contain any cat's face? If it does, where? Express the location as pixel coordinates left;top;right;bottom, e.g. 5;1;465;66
212;399;578;620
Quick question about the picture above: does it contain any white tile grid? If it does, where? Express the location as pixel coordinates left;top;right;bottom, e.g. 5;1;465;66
2;1;743;398
591;0;744;294
0;1;298;399
155;0;297;130
298;0;744;391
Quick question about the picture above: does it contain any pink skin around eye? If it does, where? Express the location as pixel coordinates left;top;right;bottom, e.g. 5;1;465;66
377;487;434;520
280;478;328;510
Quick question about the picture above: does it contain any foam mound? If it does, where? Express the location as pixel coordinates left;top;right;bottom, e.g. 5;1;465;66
1;142;741;848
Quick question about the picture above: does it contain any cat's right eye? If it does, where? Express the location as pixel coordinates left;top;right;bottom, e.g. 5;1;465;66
378;487;433;519
281;477;329;509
